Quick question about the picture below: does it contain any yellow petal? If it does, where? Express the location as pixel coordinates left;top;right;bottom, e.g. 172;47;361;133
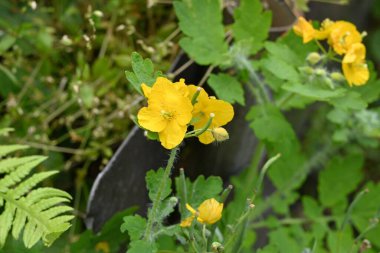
342;43;366;64
198;131;215;145
187;85;209;103
197;198;223;225
158;120;187;149
141;83;152;98
137;107;167;132
328;21;362;55
205;99;234;127
185;203;197;215
293;17;317;43
180;215;195;227
342;62;369;86
174;78;190;97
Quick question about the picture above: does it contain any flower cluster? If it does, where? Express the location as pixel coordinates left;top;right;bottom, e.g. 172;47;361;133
293;17;369;86
137;77;234;149
180;198;223;227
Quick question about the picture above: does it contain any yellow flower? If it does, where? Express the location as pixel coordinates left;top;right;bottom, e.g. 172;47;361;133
95;241;110;253
293;17;328;43
180;198;223;227
187;85;234;144
342;43;369;86
138;77;193;149
326;21;362;55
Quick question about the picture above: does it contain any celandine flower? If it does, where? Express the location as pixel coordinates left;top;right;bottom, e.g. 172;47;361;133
187;85;234;144
342;43;369;86
180;198;223;227
326;21;362;55
138;77;193;149
293;17;328;43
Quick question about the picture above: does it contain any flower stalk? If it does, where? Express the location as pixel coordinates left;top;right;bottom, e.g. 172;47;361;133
144;146;179;241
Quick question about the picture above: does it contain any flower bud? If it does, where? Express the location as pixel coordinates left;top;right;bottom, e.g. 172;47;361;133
330;72;345;82
306;52;322;65
315;68;327;76
212;242;224;253
299;66;314;75
211;127;229;142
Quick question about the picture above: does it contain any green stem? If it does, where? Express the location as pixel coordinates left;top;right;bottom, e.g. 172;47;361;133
178;168;188;216
252;153;281;201
143;147;179;241
185;115;214;138
341;189;368;231
238;57;270;104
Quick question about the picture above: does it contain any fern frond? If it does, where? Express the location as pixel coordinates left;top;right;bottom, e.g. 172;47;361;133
0;145;28;157
0;140;73;249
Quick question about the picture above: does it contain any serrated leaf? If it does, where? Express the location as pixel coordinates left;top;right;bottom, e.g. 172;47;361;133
174;0;228;65
328;91;367;110
125;52;162;95
264;42;303;67
318;153;364;207
351;182;380;248
146;168;171;202
0;145;28;158
261;58;300;82
120;215;146;241
128;240;157;253
232;0;272;54
208;73;245;105
246;104;306;189
282;83;347;100
183;175;223;208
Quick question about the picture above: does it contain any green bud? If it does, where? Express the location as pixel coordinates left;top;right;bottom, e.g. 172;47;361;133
330;72;345;82
212;242;224;253
315;68;327;76
299;66;314;75
306;52;322;65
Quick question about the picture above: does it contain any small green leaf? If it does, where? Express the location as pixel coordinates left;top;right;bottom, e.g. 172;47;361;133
174;0;228;65
208;73;245;105
146;168;171;202
0;35;16;54
318;153;364;207
177;175;223;209
120;215;146;241
260;58;299;82
232;0;272;54
282;83;346;100
125;52;162;95
128;240;157;253
264;42;303;67
78;85;94;108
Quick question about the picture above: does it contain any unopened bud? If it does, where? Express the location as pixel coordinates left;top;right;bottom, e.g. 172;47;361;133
169;196;178;205
61;35;73;46
211;242;224;253
306;52;322;65
315;68;327;76
330;72;345;82
93;10;104;17
299;66;314;75
211;127;229;142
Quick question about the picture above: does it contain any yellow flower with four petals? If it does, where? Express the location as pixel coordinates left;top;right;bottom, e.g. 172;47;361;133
180;198;223;227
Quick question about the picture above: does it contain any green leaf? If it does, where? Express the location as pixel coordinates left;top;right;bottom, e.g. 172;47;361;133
78;85;94;108
128;240;157;253
208;73;245;105
120;215;146;241
327;229;354;253
146;168;171;202
328;91;367;110
260;58;299;82
264;42;303;67
353;62;380;104
352;182;380;248
246;104;305;189
267;227;305;253
0;35;16;54
282;83;346;100
302;196;323;219
174;0;228;65
318;153;364;207
125;52;162;95
232;0;272;54
176;175;223;209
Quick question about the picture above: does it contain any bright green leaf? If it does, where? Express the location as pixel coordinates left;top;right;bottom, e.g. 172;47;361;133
208;73;245;105
232;0;272;54
125;52;162;95
120;215;146;241
318;153;364;207
146;168;172;202
128;240;157;253
174;0;228;65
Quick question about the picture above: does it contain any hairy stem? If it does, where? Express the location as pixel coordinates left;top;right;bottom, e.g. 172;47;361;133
144;147;179;241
